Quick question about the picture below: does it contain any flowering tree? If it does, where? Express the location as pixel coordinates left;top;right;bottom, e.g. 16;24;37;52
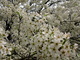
0;0;80;60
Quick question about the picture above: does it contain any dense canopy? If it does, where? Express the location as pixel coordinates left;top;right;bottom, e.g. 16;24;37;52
0;0;80;60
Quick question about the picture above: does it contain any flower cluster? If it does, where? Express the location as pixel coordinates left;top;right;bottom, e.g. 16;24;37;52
29;23;77;60
0;40;12;56
0;26;12;59
0;0;79;60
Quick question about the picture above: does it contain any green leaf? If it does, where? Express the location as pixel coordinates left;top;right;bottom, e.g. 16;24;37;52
16;11;20;16
0;16;3;21
62;38;67;45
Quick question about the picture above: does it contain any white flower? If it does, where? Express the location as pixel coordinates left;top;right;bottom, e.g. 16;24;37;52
63;33;71;39
74;43;78;50
0;27;4;34
0;41;6;45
